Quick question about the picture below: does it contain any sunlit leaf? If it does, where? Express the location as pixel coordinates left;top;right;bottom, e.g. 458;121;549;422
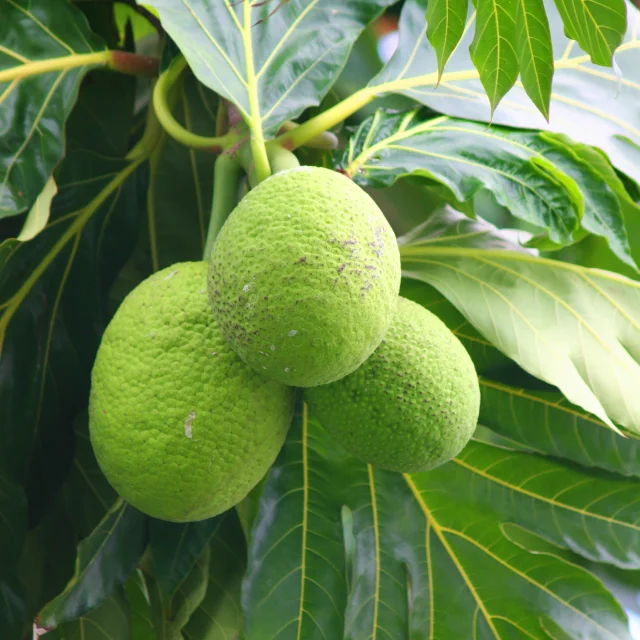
0;0;107;217
479;378;640;477
143;0;396;137
37;500;147;628
17;177;57;241
516;0;553;119
425;0;468;78
400;209;640;433
369;0;640;186
243;408;633;639
340;109;588;245
553;0;626;66
469;0;518;112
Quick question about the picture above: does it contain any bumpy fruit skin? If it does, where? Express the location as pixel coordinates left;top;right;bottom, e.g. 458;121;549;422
208;166;401;387
305;297;480;473
89;262;295;522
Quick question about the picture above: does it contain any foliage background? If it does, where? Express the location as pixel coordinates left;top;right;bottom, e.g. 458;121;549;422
2;0;640;638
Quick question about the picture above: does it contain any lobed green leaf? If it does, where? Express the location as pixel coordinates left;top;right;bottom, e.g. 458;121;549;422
400;209;640;433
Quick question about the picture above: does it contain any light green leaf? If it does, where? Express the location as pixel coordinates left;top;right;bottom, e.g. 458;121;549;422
469;0;518;112
425;0;468;78
399;209;640;432
242;409;633;638
143;0;396;138
17;177;57;241
369;0;640;186
552;0;626;66
479;378;640;477
515;0;553;119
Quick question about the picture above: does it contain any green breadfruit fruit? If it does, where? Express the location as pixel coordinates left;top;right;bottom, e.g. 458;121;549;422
208;166;401;387
305;296;480;472
89;262;295;522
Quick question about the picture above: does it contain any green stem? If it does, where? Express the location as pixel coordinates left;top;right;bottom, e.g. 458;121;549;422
0;51;111;83
267;146;300;174
203;154;243;260
0;50;159;84
153;56;237;151
0;153;148;353
270;87;375;151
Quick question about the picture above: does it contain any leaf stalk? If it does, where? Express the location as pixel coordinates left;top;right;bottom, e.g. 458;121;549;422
152;56;238;151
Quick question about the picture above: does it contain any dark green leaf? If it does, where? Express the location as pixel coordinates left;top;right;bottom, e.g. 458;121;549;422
183;510;246;640
445;439;640;569
541;132;640;270
0;69;138;523
242;406;349;639
148;543;210;639
339;109;586;245
0;0;107;217
469;0;518;112
243;408;633;639
125;570;156;640
149;513;228;600
144;0;396;135
400;209;640;433
369;0;640;186
112;72;218;306
56;586;130;640
37;500;147;628
61;412;117;540
552;0;626;66
425;0;468;78
515;0;553;119
479;378;640;477
0;473;27;640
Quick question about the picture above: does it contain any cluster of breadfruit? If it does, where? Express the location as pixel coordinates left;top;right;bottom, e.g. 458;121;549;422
89;167;480;522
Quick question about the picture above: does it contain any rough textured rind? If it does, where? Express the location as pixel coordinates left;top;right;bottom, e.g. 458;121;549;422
89;262;295;522
305;297;480;473
208;166;401;387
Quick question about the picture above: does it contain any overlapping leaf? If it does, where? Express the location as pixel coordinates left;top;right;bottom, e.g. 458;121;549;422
243;408;634;639
479;378;640;477
0;0;107;217
37;500;147;628
340;108;635;264
0;69;139;527
143;0;396;137
371;0;640;185
400;209;640;433
149;513;229;600
469;0;519;112
343;109;638;267
183;511;245;640
112;72;218;305
55;586;131;640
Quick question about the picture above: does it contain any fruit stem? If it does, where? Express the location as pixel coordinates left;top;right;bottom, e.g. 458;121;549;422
152;56;238;151
267;146;300;174
204;154;244;260
270;87;375;151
